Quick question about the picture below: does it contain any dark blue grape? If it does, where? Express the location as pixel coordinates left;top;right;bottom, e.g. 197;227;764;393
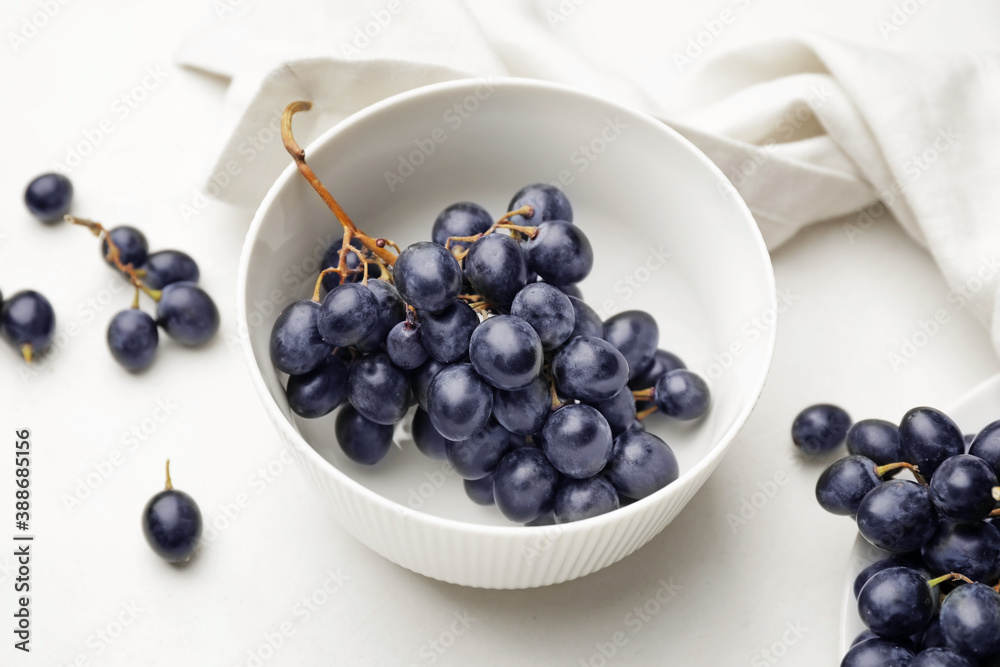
142;467;201;563
317;283;378;348
409;358;446;410
792;403;852;456
587;387;637;436
269;300;331;375
24;172;73;222
469;315;543;390
848;419;903;467
552;335;628;402
629;349;686;390
464;474;495;506
426;363;493;440
492;447;560;523
334;405;393;465
553;476;619;524
510;283;574;350
355;279;405;353
541;404;613;479
347;353;410;425
412;408;450;460
432;201;492;252
107;309;158;372
419;299;478;363
464;233;528;309
386;321;428;369
815;455;882;517
507;183;573;225
921;520;1000;583
102;225;148;269
156;282;219;347
899;407;964;478
140;250;200;289
854;555;929;599
286;355;349;419
840;638;916;666
1;290;55;361
858;566;938;639
604;310;658;380
445;418;512;480
567;296;603;339
605;429;679;500
654;369;710;420
929;454;998;521
493;377;551;436
939;583;1000;658
393;241;463;313
321;237;381;290
910;649;976;667
856;480;939;553
525;220;594;285
969;420;1000;478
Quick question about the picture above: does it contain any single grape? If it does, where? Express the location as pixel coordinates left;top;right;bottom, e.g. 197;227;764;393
426;363;493;440
628;349;686;391
553;476;620;524
815;455;884;517
510;283;574;350
653;369;710;420
285;355;349;419
393;241;462;313
899;407;964;478
142;461;201;563
445;418;512;480
1;290;55;362
939;583;1000;658
921;520;1000;583
386;321;428;369
24;172;73;222
552;335;629;402
464;233;528;309
431;202;492;252
107;309;159;372
525;220;594;285
541;404;613;479
347;353;410;425
409;358;447;410
321;237;381;290
412;408;450;460
269;300;331;376
469;315;543;390
792;404;852;456
567;295;603;339
847;419;903;467
587;387;637;436
492;447;560;523
317;282;378;348
604;310;658;380
507;183;573;225
910;649;977;667
605;429;679;500
102;225;149;270
840;638;916;666
140;250;200;289
354;279;405;353
969;419;1000;478
856;480;939;553
929;454;998;521
492;377;552;437
155;282;219;347
334;404;393;465
419;299;478;363
857;566;939;639
853;555;928;599
464;474;496;506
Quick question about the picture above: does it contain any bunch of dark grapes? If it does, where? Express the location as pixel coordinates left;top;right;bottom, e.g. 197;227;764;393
268;101;712;526
801;403;1000;665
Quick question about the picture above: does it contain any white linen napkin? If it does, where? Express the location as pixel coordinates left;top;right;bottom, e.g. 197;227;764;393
176;1;1000;352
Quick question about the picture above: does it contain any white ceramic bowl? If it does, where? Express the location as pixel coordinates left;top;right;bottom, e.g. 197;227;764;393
237;78;776;589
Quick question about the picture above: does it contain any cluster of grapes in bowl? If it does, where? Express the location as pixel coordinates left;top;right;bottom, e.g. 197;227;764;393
801;404;1000;665
270;179;711;527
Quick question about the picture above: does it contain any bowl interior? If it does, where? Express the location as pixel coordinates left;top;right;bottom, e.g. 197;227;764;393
241;78;774;527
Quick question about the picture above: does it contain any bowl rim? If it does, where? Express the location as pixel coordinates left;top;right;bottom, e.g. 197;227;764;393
236;76;778;537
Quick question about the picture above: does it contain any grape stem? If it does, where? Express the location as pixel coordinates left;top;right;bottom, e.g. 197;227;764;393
632;388;655;401
635;406;657;421
20;344;33;363
281;101;398;267
67;215;162;302
993;487;1000;502
927;573;974;589
874;462;920;479
444;205;538;252
164;459;173;490
312;268;339;302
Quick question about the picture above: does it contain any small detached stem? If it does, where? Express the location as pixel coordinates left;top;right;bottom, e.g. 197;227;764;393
164;459;173;491
67;215;162;302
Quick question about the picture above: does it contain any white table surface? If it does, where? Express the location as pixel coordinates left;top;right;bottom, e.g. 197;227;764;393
3;1;1000;665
